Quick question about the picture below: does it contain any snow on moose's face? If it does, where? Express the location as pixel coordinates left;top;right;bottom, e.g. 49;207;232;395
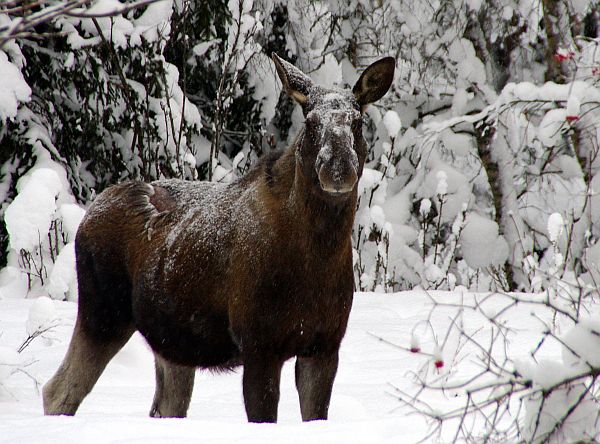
300;88;367;196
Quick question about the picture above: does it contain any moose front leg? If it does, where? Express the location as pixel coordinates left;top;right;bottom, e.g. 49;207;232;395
242;353;284;423
295;351;339;421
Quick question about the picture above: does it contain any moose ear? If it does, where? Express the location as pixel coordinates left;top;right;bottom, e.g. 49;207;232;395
272;53;313;105
352;57;395;108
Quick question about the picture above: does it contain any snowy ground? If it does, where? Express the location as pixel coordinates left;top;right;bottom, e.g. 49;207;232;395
0;290;560;443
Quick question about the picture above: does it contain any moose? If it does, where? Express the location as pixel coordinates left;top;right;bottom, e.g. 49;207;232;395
43;54;395;423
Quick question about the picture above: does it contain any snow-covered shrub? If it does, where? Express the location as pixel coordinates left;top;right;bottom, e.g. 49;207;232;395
25;296;59;340
0;346;21;388
519;360;598;443
354;166;392;291
394;201;600;440
2;163;84;300
390;285;600;442
0;297;58;394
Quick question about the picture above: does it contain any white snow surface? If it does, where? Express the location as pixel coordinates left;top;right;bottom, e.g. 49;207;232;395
0;290;571;443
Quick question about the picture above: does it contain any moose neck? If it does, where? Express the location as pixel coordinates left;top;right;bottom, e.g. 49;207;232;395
271;133;357;248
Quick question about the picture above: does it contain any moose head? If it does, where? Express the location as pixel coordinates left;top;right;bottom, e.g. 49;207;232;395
272;54;395;198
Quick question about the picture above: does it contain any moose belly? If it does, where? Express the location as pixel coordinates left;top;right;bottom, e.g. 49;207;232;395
131;258;240;369
130;218;240;368
133;303;240;368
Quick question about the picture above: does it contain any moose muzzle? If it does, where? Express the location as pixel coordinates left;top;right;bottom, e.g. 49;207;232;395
315;127;359;195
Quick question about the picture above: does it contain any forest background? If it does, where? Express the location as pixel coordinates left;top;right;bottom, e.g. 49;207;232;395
2;0;600;299
0;0;599;296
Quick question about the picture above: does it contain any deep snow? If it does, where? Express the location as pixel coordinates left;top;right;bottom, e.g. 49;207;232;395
0;291;562;443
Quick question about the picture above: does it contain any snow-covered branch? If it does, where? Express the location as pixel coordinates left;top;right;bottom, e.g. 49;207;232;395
0;0;164;50
391;287;600;442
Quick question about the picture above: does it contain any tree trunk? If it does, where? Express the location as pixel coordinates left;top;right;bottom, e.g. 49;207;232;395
474;124;516;290
541;0;574;83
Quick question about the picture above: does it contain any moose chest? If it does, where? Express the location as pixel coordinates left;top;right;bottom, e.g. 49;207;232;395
227;227;354;358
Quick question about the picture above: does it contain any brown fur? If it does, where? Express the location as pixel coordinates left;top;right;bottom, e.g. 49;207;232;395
43;54;395;423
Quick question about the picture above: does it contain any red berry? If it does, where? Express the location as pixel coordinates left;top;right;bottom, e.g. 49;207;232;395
410;347;420;353
553;51;575;63
434;360;444;369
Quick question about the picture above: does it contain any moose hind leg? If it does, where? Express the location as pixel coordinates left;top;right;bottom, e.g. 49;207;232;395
43;242;135;416
149;354;195;418
295;351;339;421
43;322;134;415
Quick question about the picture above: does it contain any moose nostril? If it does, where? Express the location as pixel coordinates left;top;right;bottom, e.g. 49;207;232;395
315;149;331;175
318;166;358;195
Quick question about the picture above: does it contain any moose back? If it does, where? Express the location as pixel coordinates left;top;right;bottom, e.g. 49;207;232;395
43;54;395;423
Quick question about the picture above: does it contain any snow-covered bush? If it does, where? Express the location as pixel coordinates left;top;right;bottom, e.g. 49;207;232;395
0;346;21;388
391;211;600;441
389;280;600;442
0;297;58;395
2;163;84;300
